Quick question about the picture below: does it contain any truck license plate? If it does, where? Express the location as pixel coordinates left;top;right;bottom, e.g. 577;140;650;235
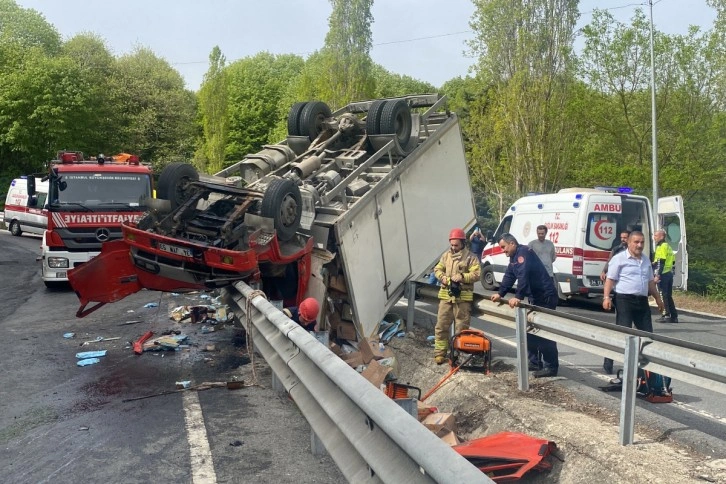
158;242;193;258
589;277;603;287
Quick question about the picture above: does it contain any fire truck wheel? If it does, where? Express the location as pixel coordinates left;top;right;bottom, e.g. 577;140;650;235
299;101;332;142
366;99;387;135
379;99;412;148
481;265;497;291
9;220;22;236
157;162;199;210
260;178;302;242
287;102;308;136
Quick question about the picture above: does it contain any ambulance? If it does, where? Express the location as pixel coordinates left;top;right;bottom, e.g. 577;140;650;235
479;187;688;300
3;176;49;237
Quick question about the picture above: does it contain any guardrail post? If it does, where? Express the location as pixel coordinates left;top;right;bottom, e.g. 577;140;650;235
406;280;417;333
619;335;641;445
514;307;529;391
310;430;326;456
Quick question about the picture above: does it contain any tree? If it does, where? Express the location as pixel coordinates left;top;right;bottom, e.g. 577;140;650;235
225;52;304;160
197;46;228;173
466;0;580;217
113;47;197;168
290;0;375;108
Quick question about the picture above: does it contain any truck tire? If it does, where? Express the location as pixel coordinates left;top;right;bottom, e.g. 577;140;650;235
379;99;412;148
287;102;308;136
260;177;302;242
366;100;387;135
157;162;199;210
9;220;22;236
481;265;497;291
299;101;331;141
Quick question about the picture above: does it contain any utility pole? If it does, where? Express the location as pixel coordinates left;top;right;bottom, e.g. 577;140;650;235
649;0;659;213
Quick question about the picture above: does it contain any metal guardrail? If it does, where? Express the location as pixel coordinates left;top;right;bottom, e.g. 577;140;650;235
461;289;726;445
222;281;492;484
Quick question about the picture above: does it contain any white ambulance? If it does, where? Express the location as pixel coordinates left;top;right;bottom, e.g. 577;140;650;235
3;177;49;237
480;187;687;299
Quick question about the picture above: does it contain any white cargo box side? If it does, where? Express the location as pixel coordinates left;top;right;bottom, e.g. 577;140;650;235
335;115;476;337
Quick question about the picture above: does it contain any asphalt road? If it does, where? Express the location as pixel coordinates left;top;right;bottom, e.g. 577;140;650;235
0;230;343;484
405;280;726;457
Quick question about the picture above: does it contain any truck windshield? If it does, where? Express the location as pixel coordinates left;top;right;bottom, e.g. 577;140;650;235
51;173;151;207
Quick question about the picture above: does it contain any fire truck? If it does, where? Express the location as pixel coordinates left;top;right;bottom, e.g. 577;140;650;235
68;95;477;338
39;151;153;288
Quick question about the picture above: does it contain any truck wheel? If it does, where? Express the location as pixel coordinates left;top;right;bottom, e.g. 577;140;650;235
9;220;22;236
157;162;199;210
481;265;497;290
260;178;302;242
379;99;412;148
287;102;308;136
366;100;387;135
299;101;331;141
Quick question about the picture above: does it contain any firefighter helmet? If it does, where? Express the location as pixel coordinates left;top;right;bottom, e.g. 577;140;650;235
299;298;319;322
449;228;466;241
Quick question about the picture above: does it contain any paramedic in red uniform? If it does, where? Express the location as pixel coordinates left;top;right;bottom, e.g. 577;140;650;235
491;233;560;378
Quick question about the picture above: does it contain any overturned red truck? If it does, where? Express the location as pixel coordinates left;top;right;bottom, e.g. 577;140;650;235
69;95;477;338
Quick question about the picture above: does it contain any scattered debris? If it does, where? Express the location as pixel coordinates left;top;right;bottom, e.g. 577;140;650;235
176;381;192;389
117;320;143;326
143;302;159;308
230;440;243;447
78;426;90;431
121;380;244;402
77;358;101;367
81;336;121;346
142;334;189;352
76;350;107;359
63;332;76;339
133;331;154;355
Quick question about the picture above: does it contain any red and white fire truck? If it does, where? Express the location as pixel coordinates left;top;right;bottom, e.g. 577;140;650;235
39;151;153;288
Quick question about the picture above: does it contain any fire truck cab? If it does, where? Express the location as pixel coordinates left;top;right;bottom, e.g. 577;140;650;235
40;151;153;288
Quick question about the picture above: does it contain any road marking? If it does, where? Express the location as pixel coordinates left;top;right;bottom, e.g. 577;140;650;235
183;390;217;484
407;302;726;424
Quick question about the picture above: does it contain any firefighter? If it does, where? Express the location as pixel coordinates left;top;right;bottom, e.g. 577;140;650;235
283;297;320;332
491;233;560;378
433;228;481;365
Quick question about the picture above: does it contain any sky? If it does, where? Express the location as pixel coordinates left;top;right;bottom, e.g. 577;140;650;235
15;0;719;92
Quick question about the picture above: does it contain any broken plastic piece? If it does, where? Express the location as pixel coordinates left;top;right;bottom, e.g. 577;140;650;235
77;358;101;367
144;302;159;308
76;350;107;359
63;332;75;339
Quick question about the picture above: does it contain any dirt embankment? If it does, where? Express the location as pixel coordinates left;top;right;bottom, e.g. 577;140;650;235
389;327;726;484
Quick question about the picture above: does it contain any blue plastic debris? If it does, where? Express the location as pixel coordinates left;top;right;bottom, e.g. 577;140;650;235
144;302;159;308
395;331;406;338
76;350;107;359
77;358;101;367
426;335;435;342
171;293;180;297
378;314;402;343
63;332;76;339
199;294;212;300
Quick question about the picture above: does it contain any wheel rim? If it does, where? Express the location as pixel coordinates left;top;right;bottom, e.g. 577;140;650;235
484;271;495;286
279;194;299;228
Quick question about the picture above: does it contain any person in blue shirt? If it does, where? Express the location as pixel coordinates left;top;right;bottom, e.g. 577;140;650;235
469;226;485;259
491;233;559;378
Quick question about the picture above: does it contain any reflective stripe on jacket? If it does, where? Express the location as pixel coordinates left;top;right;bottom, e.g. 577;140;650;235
434;248;480;302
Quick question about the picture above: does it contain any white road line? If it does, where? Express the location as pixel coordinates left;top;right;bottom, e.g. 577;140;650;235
183;390;217;484
406;302;726;424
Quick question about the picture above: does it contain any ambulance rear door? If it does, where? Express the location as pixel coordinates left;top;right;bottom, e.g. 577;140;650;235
658;196;688;290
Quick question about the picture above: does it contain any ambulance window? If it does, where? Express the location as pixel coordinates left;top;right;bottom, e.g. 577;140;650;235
661;215;681;251
586;214;617;250
494;215;512;240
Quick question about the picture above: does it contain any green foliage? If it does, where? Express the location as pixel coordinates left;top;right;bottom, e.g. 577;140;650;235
224;52;304;161
198;46;228;173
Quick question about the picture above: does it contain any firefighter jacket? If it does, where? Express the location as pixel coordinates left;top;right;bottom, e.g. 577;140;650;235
434;248;480;302
498;245;557;305
653;240;675;276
